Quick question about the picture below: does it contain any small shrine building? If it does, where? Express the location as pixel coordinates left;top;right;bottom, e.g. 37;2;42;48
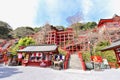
17;44;58;67
101;40;120;67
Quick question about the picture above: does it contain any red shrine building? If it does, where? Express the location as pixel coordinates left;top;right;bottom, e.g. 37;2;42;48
17;45;58;67
97;14;120;42
46;28;74;48
31;24;90;53
46;27;90;53
17;44;70;69
98;14;120;29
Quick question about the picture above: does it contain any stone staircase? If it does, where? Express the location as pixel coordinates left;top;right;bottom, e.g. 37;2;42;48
69;54;82;69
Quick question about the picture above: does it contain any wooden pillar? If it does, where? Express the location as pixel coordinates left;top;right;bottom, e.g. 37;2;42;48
68;32;69;41
114;48;120;67
54;32;56;44
60;34;61;46
64;33;65;47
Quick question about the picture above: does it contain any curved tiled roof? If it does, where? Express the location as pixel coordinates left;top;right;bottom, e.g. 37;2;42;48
17;44;58;52
98;19;113;27
101;40;120;51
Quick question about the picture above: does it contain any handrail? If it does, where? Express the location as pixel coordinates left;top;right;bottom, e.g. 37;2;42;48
78;52;86;71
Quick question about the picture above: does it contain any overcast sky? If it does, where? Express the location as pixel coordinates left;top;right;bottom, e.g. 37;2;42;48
0;0;120;29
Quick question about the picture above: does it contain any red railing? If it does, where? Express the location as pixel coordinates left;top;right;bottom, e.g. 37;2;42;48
59;47;70;69
78;52;86;71
64;51;70;69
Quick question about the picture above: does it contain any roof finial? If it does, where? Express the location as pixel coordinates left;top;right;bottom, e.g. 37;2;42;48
113;14;119;17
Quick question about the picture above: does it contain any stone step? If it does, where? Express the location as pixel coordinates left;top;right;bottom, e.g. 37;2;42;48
69;54;82;69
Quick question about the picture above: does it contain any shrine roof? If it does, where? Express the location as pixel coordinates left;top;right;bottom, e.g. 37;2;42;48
17;44;58;52
101;40;120;51
97;19;113;28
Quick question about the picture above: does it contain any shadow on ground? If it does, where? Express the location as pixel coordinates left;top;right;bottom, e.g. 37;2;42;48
0;66;22;78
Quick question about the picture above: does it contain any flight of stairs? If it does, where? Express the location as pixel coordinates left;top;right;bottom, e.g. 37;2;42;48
69;54;82;69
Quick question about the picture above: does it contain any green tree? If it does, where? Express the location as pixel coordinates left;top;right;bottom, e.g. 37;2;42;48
94;40;117;62
18;37;35;46
70;22;83;37
10;26;34;38
82;51;91;62
58;47;67;56
34;27;42;32
9;37;35;55
0;21;13;39
83;40;117;63
81;22;97;30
